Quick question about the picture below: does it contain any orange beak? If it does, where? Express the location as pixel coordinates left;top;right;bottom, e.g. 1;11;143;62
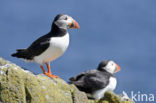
73;19;80;29
115;63;121;73
69;19;80;29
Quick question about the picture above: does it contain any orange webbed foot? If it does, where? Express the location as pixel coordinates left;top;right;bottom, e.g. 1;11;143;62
44;72;59;78
40;64;60;78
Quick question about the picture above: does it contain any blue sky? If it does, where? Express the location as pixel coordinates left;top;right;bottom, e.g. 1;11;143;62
0;0;156;102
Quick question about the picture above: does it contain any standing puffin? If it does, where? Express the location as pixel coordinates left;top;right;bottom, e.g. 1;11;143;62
11;14;80;78
69;60;120;100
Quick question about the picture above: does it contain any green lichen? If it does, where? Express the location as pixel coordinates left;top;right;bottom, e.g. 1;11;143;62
0;57;134;103
92;92;133;103
0;58;7;66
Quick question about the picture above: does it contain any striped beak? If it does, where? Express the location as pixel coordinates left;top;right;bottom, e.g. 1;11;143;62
68;19;80;29
114;64;121;73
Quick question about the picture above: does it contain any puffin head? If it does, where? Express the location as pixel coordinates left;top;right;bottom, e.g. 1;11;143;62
97;60;121;74
53;14;80;29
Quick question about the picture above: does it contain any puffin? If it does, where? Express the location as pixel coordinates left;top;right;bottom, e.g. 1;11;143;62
11;14;80;78
69;60;121;100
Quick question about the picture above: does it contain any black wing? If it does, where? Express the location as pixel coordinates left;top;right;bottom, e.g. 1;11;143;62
70;70;110;93
27;34;51;56
69;69;97;81
12;34;51;60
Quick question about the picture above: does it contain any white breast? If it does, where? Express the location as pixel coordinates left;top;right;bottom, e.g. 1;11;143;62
34;33;69;65
91;77;117;100
108;77;117;91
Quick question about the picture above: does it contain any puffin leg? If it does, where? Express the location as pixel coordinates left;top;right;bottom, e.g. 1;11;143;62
46;63;51;73
45;63;59;78
40;65;46;74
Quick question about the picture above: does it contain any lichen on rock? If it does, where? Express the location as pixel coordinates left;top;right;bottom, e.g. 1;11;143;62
0;57;134;103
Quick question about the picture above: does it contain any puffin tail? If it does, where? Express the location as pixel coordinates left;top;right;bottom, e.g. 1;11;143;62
11;49;30;59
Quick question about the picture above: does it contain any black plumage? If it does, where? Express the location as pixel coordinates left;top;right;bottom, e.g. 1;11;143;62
11;14;67;60
70;69;113;94
69;60;121;100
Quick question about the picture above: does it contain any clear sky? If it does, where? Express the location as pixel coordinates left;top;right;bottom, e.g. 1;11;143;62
0;0;156;102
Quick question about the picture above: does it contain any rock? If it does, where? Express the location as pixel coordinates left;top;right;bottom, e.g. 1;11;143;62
93;91;134;103
0;57;134;103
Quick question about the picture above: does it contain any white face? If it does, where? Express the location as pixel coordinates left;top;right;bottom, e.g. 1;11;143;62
54;15;74;29
103;61;117;74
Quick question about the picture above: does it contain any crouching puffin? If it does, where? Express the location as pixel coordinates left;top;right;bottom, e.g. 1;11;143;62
11;14;80;78
69;60;120;100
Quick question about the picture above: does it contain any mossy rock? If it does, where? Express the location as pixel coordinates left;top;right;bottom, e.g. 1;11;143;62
0;57;134;103
94;91;134;103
